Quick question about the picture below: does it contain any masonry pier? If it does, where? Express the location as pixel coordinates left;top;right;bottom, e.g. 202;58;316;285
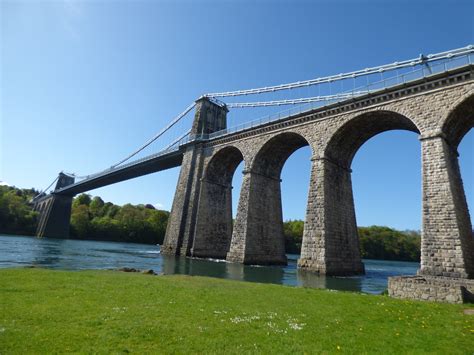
33;173;74;238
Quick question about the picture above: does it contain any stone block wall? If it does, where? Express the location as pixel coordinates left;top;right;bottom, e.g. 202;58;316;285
388;275;474;303
227;170;287;265
420;135;474;278
35;194;73;238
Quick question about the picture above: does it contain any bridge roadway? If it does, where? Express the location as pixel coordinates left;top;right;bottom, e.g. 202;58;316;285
55;149;183;196
54;64;473;198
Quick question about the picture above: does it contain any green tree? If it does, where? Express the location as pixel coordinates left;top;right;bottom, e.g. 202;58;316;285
0;186;38;235
71;204;90;238
89;196;105;218
73;194;92;208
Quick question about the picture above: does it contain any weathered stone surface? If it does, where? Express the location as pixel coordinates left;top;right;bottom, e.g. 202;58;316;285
192;146;243;259
33;173;75;238
34;194;73;238
298;157;364;275
419;135;474;278
388;275;474;303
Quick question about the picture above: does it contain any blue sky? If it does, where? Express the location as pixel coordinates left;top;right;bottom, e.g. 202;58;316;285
1;0;473;230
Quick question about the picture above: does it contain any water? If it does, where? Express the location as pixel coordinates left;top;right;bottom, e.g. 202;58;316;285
0;234;419;294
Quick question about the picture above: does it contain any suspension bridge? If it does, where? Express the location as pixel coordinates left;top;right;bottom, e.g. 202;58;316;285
33;45;474;302
33;45;473;199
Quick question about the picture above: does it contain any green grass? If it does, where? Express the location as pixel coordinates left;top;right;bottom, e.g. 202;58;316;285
0;268;473;353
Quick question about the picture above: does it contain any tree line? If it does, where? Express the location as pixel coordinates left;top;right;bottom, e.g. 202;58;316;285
284;220;421;261
0;186;39;235
0;186;168;245
1;185;421;261
70;194;169;244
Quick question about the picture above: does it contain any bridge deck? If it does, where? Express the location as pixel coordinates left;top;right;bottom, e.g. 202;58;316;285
55;149;183;196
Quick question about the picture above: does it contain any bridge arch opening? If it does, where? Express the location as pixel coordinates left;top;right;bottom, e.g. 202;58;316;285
325;111;420;169
442;94;474;149
308;111;422;275
227;132;312;265
442;93;474;223
192;146;244;259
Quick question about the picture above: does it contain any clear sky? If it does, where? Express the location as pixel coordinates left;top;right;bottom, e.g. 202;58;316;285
1;0;473;230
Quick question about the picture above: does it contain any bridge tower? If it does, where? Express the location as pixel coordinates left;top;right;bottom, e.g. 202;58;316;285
161;97;228;256
34;173;75;238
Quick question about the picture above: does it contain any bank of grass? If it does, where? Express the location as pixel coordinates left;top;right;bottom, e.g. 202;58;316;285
0;269;473;353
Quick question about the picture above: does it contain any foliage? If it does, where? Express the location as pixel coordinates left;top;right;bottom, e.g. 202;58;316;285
0;186;38;235
283;219;304;254
359;226;421;261
284;220;421;261
0;186;168;245
0;268;472;353
70;194;169;245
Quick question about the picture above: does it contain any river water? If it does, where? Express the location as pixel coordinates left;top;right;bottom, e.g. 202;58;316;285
0;234;419;294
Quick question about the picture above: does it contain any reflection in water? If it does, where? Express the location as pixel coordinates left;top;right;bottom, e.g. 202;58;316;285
226;262;285;285
0;235;419;294
32;240;63;266
161;256;285;285
297;270;363;292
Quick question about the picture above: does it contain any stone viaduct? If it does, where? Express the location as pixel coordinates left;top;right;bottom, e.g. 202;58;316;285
35;66;474;302
162;67;474;281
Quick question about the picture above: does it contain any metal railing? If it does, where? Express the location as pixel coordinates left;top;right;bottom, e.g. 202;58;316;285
54;52;473;193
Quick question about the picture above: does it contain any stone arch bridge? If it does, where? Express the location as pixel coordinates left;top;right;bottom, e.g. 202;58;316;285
34;66;474;302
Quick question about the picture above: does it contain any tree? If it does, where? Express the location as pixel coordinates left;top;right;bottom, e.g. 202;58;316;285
73;194;92;208
89;196;105;217
71;204;90;238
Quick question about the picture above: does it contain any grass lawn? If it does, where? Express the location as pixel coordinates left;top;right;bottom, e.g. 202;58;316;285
0;268;473;353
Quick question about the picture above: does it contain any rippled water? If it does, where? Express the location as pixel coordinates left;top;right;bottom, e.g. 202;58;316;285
0;234;419;294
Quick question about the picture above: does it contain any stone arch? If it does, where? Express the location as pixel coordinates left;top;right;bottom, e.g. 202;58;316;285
324;110;420;169
191;145;244;259
227;132;312;266
204;145;245;186
251;132;312;179
441;93;474;149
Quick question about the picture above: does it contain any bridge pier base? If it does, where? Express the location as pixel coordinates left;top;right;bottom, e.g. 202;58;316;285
161;145;204;256
418;135;474;279
34;194;73;238
227;170;287;265
389;134;474;303
298;157;365;276
191;180;233;259
33;173;75;239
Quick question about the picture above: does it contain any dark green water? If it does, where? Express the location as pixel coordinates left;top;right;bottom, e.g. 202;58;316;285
0;234;419;294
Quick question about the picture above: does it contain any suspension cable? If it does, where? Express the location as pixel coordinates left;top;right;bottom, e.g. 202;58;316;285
162;129;191;150
110;102;196;168
225;92;368;108
33;176;59;199
205;45;473;98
